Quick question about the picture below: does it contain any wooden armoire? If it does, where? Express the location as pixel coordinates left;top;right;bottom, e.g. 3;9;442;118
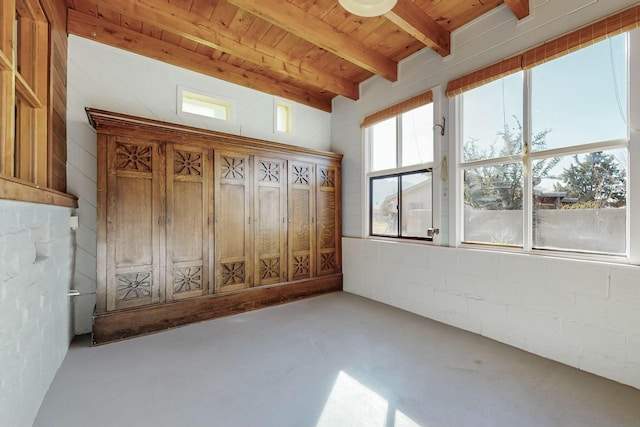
88;109;342;345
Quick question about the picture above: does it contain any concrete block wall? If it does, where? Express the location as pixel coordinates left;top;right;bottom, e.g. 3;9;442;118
343;238;640;389
0;200;73;426
66;35;331;334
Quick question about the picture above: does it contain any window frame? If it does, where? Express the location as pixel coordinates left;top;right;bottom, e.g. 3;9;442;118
453;33;633;261
0;0;75;208
274;99;294;135
363;89;441;243
177;85;233;122
369;168;434;240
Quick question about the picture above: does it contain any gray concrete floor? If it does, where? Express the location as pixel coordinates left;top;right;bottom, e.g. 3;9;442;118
35;292;640;427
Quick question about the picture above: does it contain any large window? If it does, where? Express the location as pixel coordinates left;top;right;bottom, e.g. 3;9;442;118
366;98;435;240
459;34;629;255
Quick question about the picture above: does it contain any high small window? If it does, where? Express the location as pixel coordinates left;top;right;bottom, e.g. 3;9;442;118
365;93;435;240
275;100;293;133
179;87;230;120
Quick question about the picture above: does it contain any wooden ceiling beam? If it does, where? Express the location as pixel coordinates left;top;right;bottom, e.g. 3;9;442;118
384;1;450;57
67;9;333;112
504;0;529;20
228;0;398;82
89;0;359;100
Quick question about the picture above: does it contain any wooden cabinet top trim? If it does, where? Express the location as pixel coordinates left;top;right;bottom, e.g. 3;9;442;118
86;108;343;162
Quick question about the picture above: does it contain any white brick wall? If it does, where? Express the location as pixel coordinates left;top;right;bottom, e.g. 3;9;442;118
0;200;73;427
343;238;640;389
66;35;332;334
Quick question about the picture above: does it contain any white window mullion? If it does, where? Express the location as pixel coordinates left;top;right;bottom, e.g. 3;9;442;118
628;29;640;264
451;96;462;246
396;116;402;168
523;69;533;251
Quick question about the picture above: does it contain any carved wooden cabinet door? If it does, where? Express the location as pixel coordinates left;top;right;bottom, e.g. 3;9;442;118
253;157;287;286
105;136;165;311
215;151;252;292
316;164;341;276
288;161;316;281
165;144;212;300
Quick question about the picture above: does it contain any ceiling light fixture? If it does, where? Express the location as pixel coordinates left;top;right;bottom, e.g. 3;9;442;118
338;0;398;17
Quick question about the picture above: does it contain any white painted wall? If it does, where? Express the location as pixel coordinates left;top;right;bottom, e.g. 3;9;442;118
66;35;331;334
0;200;73;426
333;0;640;389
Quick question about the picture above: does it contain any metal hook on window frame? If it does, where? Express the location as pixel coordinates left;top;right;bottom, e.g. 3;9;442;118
433;117;446;136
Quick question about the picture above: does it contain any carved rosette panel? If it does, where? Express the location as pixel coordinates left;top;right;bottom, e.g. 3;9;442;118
221;262;245;285
174;151;202;176
221;156;244;180
174;266;203;293
260;258;280;280
292;165;309;185
116;144;152;172
319;192;336;249
320;252;337;272
319;168;335;188
293;255;310;279
116;272;152;301
259;161;280;183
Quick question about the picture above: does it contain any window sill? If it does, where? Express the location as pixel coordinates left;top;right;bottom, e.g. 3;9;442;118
367;235;434;245
0;176;77;208
458;242;631;266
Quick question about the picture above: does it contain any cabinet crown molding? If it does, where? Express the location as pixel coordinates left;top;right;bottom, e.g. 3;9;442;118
86;108;343;161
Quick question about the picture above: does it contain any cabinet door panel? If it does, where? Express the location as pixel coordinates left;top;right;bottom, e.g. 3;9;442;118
255;158;286;286
288;162;315;281
215;152;252;292
166;145;211;301
106;137;164;311
317;165;340;276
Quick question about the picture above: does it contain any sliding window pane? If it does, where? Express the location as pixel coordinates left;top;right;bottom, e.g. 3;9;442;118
462;72;524;162
401;103;433;167
401;171;432;238
371;117;397;172
463;163;523;246
533;149;627;254
371;176;398;236
531;35;628;151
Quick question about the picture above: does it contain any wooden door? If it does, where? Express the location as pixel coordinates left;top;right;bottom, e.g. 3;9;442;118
105;136;165;311
165;144;212;300
215;151;252;292
254;157;287;286
288;161;316;281
316;164;341;276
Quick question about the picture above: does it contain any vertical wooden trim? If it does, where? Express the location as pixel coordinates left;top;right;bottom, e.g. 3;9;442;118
105;136;117;312
155;141;166;305
0;0;15;177
208;148;215;294
310;163;317;277
1;71;16;177
335;163;342;273
33;19;49;187
0;0;15;56
96;133;108;313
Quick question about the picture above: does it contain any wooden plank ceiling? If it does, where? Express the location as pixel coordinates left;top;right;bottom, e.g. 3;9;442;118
66;0;529;112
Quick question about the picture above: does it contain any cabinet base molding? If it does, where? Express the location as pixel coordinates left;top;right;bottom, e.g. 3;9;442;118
92;274;342;345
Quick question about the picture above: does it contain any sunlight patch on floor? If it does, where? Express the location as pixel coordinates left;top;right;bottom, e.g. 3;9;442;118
316;371;423;427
